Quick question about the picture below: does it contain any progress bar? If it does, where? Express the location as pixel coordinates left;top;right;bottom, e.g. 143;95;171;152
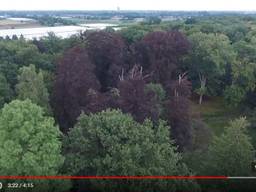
0;176;255;180
0;176;228;180
228;177;256;179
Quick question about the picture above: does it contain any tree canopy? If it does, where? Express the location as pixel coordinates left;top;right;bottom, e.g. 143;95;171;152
16;64;50;112
0;99;65;191
64;109;199;191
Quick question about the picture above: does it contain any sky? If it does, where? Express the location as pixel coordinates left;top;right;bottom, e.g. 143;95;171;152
1;0;256;11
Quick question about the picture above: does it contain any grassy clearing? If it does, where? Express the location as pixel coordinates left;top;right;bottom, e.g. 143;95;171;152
191;97;241;136
192;96;256;148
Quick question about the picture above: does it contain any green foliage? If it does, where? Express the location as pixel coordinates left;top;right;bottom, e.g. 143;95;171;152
234;40;256;63
40;70;55;94
0;99;68;191
15;64;50;112
186;32;236;95
143;17;162;25
0;39;55;87
232;38;256;100
224;84;246;106
145;83;166;118
64;109;199;191
232;61;256;91
145;83;166;101
204;117;254;176
119;26;150;43
34;16;76;26
0;73;12;108
0;40;39;66
0;61;18;88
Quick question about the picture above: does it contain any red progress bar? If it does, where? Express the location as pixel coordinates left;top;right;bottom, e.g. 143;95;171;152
0;176;228;180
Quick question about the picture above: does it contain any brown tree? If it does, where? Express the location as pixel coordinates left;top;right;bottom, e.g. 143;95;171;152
51;46;100;131
84;31;129;91
133;31;190;87
166;73;193;150
118;65;160;123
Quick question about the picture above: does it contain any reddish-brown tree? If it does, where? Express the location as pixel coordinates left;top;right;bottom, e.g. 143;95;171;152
118;65;160;123
51;46;100;132
84;31;129;91
166;73;193;150
133;31;190;87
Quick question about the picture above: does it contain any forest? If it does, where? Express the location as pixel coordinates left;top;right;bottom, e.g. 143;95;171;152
0;15;256;191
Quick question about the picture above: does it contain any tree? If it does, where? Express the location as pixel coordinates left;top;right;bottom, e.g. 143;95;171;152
84;31;128;91
0;99;67;191
143;17;162;25
0;73;12;108
145;83;166;118
118;65;160;123
205;117;254;176
224;84;246;107
134;31;190;88
15;64;50;112
166;73;193;150
52;46;100;131
202;117;255;191
186;32;236;97
0;40;52;88
195;74;207;105
226;52;256;106
63;109;199;192
119;26;149;44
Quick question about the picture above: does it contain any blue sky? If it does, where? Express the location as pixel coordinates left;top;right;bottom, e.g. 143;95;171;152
1;0;256;11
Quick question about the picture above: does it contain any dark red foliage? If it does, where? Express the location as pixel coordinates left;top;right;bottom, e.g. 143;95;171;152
167;96;192;150
51;46;100;131
51;30;193;148
169;72;192;97
118;65;159;123
85;31;129;91
133;31;190;87
166;73;192;150
85;88;119;114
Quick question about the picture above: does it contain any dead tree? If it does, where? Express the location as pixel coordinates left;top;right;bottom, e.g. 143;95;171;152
198;73;207;105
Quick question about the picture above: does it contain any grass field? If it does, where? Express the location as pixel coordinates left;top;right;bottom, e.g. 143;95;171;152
0;19;41;29
192;97;242;135
192;96;256;148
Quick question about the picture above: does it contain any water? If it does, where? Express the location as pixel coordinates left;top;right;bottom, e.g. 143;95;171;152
0;23;118;39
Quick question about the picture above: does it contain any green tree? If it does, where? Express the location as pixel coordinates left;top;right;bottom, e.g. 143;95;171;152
119;26;150;44
204;117;254;176
0;39;55;88
145;83;166;101
226;38;256;105
145;83;166;118
64;109;199;192
0;73;12;108
224;84;246;106
186;32;236;97
0;99;68;191
15;64;50;112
